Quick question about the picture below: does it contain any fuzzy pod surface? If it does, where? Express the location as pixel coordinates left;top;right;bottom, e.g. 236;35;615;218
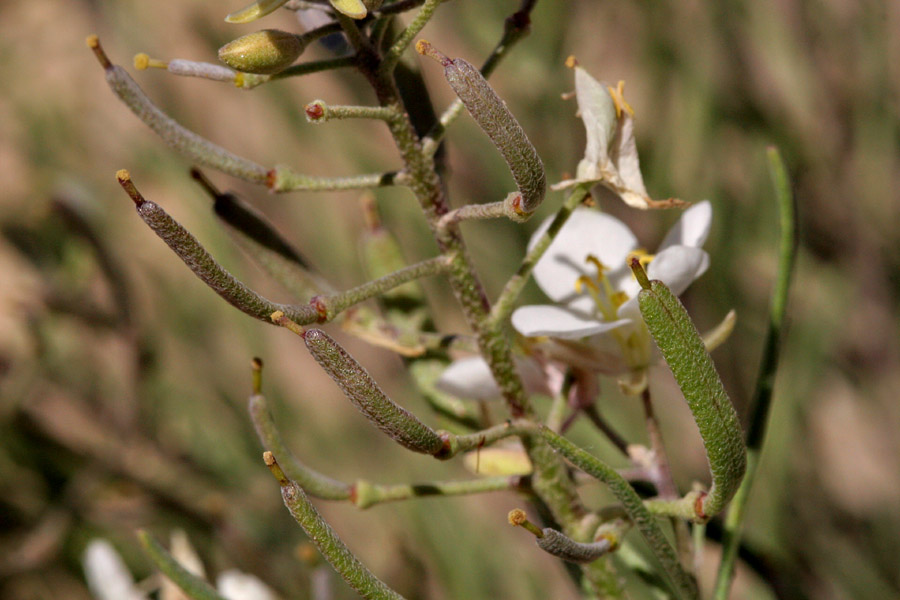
304;329;444;455
536;528;612;563
638;279;746;517
98;60;267;182
218;29;304;75
130;194;317;324
419;42;545;216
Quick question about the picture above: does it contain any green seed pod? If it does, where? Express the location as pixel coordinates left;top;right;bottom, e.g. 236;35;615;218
535;528;613;564
417;40;545;216
632;262;746;518
303;328;445;455
218;29;304;75
87;36;267;184
115;170;317;325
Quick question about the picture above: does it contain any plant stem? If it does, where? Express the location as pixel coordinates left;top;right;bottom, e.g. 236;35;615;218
489;184;590;327
352;476;517;508
713;146;797;600
138;531;227;600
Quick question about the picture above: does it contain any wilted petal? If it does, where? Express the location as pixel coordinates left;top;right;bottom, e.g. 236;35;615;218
83;540;145;600
659;200;712;250
608;108;649;202
217;570;276;600
646;246;710;296
573;66;617;179
512;304;630;339
530;208;637;302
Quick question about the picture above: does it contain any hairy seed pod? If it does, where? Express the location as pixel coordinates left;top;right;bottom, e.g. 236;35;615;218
632;262;746;518
417;40;545;216
535;528;613;564
87;36;267;183
303;328;445;455
218;30;304;75
115;170;317;325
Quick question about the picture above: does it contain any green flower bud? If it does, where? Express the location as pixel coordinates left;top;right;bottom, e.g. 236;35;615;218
218;29;303;75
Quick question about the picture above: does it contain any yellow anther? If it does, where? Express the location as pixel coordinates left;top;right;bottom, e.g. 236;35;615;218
608;80;634;118
133;53;168;70
585;254;607;274
575;275;599;295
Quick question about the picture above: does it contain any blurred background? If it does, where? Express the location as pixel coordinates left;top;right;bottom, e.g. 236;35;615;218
1;0;898;598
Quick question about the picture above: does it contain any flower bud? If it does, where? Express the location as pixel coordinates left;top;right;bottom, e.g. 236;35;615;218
218;29;303;75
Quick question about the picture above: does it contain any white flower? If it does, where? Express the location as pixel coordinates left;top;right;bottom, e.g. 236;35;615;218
217;570;277;600
554;62;685;210
510;201;712;374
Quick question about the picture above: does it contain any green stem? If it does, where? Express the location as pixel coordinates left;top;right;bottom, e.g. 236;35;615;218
713;146;797;600
248;393;352;500
352;475;516;509
379;0;443;75
138;531;227;600
305;100;399;123
264;453;406;600
438;419;537;458
489;184;590;327
268;166;405;192
541;427;699;600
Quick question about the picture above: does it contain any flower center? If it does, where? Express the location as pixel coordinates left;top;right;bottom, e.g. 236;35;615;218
575;255;627;322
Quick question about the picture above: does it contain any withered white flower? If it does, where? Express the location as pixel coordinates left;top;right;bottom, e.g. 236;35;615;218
554;61;685;210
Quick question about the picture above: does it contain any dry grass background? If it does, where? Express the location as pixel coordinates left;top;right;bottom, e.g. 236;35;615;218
0;1;898;598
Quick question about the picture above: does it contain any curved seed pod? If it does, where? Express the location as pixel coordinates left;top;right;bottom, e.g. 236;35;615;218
303;328;445;455
116;170;317;325
218;30;304;75
536;528;613;564
631;261;746;518
416;40;545;217
87;36;267;183
263;453;406;600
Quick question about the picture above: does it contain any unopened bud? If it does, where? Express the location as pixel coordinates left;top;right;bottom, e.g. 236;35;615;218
218;29;303;75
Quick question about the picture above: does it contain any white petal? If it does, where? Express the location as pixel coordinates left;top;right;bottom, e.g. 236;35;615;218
436;355;550;400
646;246;709;296
659;200;712;250
609;111;649;199
217;570;277;600
512;304;630;339
574;67;617;169
530;208;638;302
83;540;145;600
435;356;500;400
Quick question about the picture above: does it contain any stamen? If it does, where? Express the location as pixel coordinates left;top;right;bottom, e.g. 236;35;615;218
608;80;634;118
584;254;606;274
133;53;168;71
574;275;598;295
627;249;654;270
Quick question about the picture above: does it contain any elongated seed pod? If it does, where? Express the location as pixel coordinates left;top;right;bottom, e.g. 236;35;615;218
116;170;317;325
535;528;613;564
416;41;545;216
263;453;405;600
303;328;445;455
87;36;267;183
633;264;746;518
